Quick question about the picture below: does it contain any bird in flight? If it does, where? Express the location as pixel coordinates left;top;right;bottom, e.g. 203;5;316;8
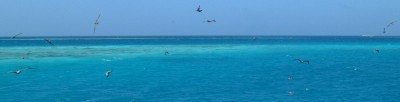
205;20;217;23
165;50;170;55
105;69;112;78
374;49;380;53
94;14;101;33
44;39;55;46
387;21;397;28
11;33;23;39
294;59;310;64
196;5;203;13
383;28;386;34
9;67;35;75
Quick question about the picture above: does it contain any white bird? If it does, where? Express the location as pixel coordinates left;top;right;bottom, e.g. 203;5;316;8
105;69;112;78
9;67;35;75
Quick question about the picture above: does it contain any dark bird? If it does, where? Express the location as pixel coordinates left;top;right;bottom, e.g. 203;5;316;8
196;5;203;12
383;28;386;34
205;20;216;23
94;14;101;33
105;69;112;78
374;49;380;53
165;50;169;55
294;59;310;64
9;67;35;75
44;39;55;46
387;21;397;28
11;33;23;39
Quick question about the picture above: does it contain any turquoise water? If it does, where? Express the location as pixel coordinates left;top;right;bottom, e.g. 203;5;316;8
1;36;399;101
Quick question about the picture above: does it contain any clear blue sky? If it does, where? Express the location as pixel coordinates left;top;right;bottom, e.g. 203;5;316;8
0;0;399;36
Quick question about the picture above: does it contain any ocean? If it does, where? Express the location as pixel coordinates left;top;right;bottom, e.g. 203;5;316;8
0;36;399;101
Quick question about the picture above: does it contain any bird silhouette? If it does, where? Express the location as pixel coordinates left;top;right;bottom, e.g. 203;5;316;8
196;5;203;12
11;33;23;39
294;59;310;64
44;39;55;46
94;14;101;33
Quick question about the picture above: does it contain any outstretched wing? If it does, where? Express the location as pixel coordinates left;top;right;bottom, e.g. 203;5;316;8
11;33;23;39
94;14;101;33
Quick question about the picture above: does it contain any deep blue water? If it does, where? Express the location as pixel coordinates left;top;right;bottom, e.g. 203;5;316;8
0;36;399;101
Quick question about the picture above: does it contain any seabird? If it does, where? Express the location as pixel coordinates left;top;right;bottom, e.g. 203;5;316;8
196;5;203;12
387;21;397;28
165;50;169;55
9;67;35;75
294;59;310;64
205;20;217;23
11;33;23;39
383;28;386;34
374;49;380;53
44;39;55;46
94;14;101;33
288;91;295;95
287;76;293;80
105;69;112;78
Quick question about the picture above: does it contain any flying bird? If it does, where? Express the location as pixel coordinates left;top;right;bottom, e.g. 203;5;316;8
44;39;55;46
165;50;170;55
294;59;310;64
94;14;101;33
387;21;397;28
205;20;216;23
196;5;203;12
374;49;380;53
287;76;293;80
383;28;386;34
105;69;112;78
11;33;23;39
9;67;35;75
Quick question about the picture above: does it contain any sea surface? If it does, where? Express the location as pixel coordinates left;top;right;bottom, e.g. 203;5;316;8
0;36;399;102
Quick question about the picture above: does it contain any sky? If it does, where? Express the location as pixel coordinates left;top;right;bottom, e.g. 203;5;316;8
0;0;399;36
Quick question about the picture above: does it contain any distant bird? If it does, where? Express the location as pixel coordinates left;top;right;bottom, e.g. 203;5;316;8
105;69;112;78
252;36;257;41
387;21;397;28
94;14;101;33
294;59;310;64
205;20;217;23
165;50;169;55
44;39;55;46
383;28;386;34
9;67;35;75
11;33;23;39
374;49;380;53
196;5;203;12
287;76;293;80
288;91;295;95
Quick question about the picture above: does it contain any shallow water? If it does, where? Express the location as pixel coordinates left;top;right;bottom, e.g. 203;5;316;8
1;36;399;101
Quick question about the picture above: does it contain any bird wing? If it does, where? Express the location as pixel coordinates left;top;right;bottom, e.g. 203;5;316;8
12;33;23;38
197;5;201;10
44;39;55;46
96;14;101;21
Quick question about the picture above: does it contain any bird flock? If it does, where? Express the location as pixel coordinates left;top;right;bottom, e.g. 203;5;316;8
7;5;219;78
5;5;393;96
